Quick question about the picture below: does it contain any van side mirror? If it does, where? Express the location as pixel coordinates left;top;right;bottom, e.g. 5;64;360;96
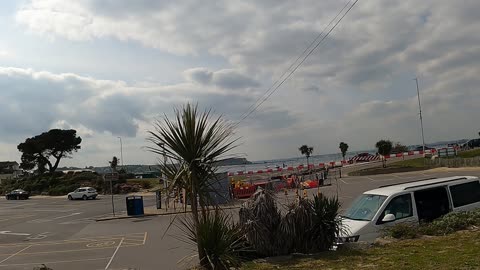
382;213;396;223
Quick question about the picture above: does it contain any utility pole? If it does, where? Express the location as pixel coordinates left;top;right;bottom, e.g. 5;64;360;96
117;137;124;170
414;78;426;154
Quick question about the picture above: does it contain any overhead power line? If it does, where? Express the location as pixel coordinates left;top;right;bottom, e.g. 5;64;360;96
234;0;359;127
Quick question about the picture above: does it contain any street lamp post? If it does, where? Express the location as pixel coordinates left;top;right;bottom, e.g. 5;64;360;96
414;78;426;155
117;137;124;169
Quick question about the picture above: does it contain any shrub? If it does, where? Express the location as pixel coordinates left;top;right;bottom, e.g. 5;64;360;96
385;210;480;239
239;189;341;256
179;210;250;270
421;210;480;235
126;179;153;189
239;189;283;256
70;172;99;182
384;223;420;239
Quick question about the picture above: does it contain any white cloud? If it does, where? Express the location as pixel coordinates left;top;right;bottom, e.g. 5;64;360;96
6;0;480;163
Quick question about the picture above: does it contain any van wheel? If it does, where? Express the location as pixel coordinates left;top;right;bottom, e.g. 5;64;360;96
68;195;73;200
82;195;87;200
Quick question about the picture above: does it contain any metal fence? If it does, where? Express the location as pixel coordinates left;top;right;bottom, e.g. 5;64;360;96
428;157;480;168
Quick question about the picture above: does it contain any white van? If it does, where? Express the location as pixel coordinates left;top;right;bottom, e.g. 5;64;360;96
337;176;480;243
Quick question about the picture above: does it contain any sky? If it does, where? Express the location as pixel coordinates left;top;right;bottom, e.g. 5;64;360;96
0;0;479;168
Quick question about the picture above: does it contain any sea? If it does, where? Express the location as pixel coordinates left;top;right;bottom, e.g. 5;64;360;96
218;139;468;173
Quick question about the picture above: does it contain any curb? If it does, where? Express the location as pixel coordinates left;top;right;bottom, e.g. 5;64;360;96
96;205;242;221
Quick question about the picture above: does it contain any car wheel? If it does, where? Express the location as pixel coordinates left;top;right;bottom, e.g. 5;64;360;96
82;195;87;200
68;195;73;200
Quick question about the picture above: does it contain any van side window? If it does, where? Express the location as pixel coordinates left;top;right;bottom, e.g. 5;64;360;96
377;194;412;224
450;181;480;208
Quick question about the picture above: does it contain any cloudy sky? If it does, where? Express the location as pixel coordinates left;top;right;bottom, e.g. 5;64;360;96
1;0;479;167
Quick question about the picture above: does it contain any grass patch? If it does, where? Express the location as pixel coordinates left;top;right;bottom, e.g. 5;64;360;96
349;158;433;176
242;230;480;270
458;148;480;158
389;158;429;168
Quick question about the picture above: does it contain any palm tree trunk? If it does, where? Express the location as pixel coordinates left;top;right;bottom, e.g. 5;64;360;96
190;173;208;268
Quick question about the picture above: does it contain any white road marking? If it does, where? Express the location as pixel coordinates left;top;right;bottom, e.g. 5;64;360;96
339;178;349;184
26;232;53;240
51;212;82;220
105;237;124;270
28;212;82;223
366;176;375;182
0;257;110;267
0;231;30;236
0;245;31;264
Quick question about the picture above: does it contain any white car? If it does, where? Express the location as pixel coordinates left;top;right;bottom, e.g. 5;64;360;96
338;176;480;244
67;187;98;200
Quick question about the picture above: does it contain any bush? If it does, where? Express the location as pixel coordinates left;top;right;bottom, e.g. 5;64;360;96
385;210;480;239
239;189;341;256
421;210;480;235
384;223;420;239
179;210;250;270
239;189;283;256
126;179;153;189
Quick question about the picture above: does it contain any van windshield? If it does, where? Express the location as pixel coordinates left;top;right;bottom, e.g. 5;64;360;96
342;194;387;221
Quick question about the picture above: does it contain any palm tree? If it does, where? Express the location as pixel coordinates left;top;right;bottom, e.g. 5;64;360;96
147;103;237;268
109;156;118;172
339;142;349;161
375;139;393;168
299;145;314;167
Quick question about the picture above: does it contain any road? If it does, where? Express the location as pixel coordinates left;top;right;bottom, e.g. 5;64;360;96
0;167;479;269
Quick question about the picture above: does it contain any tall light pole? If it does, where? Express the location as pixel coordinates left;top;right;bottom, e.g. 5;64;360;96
117;137;124;169
414;78;426;154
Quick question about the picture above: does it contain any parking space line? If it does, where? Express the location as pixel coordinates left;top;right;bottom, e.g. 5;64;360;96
339;178;349;184
0;245;31;264
105;238;124;270
0;232;146;248
0;257;111;268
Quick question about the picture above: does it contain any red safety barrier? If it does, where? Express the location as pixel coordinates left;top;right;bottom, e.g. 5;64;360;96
247;171;254;174
277;167;283;172
233;186;256;199
257;170;263;174
319;163;325;167
287;166;294;171
228;172;234;176
237;171;244;175
266;168;273;173
396;153;403;157
408;151;414;155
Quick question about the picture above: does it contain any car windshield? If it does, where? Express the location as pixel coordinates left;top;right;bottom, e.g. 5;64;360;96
342;194;387;221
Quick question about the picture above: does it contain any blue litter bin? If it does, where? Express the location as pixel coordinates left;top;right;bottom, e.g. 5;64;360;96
126;196;144;216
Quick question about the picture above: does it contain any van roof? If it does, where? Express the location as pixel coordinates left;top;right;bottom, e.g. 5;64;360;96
365;176;479;196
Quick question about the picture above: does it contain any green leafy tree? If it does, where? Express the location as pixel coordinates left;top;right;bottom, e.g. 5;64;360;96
148;103;237;268
17;129;82;174
375;139;393;168
299;145;314;166
392;142;409;154
339;142;349;161
109;156;118;172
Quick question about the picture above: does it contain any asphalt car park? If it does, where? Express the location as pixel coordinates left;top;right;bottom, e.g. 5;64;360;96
0;168;479;269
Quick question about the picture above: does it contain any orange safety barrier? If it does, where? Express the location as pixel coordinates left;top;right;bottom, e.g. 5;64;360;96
233;186;256;199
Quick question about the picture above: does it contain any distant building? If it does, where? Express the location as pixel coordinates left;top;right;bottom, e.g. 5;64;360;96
0;161;22;181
